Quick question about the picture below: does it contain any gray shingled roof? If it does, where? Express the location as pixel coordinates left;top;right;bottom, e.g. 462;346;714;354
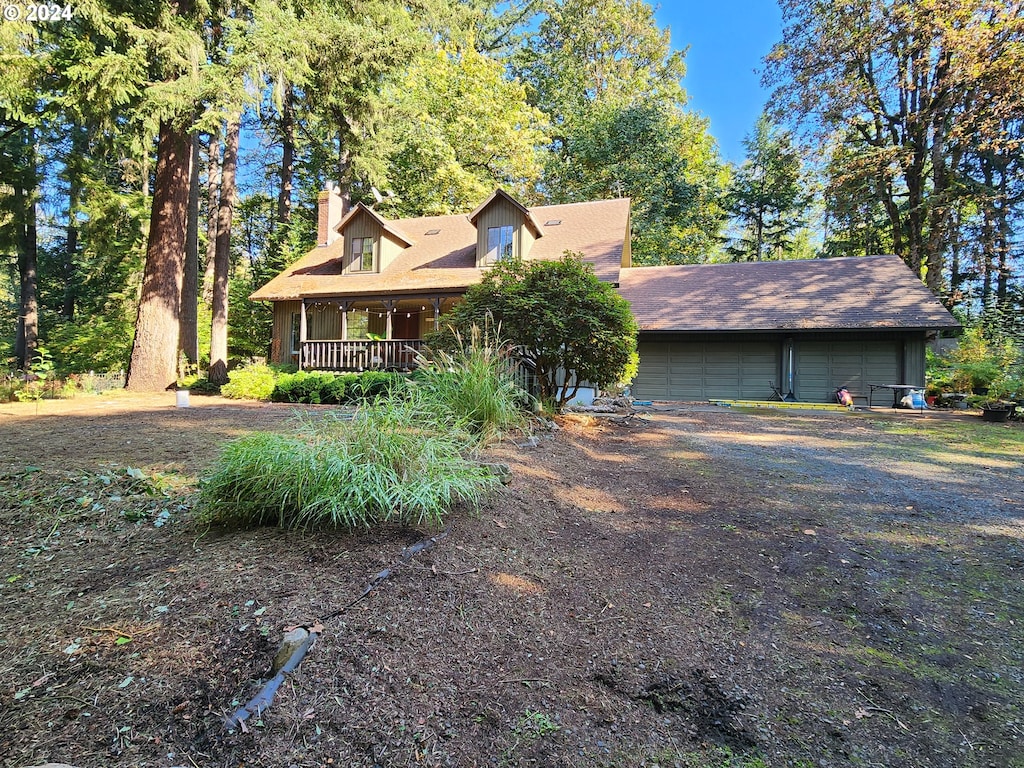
618;255;959;332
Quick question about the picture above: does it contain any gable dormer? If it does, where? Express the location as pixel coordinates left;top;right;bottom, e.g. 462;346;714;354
335;203;413;274
468;189;544;267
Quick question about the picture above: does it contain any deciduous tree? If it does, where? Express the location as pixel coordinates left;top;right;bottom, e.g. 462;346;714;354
427;253;637;407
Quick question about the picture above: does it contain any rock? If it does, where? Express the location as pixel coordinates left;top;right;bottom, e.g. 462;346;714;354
516;436;540;448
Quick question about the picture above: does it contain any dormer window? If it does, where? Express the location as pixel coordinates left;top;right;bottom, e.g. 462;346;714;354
487;225;514;262
351;236;376;272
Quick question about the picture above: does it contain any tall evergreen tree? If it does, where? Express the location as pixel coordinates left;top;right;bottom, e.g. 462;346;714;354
726;114;811;261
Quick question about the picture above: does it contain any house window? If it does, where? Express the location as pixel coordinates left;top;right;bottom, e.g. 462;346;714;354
346;309;370;340
350;236;376;272
289;312;301;355
486;225;514;262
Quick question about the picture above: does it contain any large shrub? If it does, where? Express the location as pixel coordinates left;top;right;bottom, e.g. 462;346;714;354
200;403;499;529
425;253;637;408
220;362;278;401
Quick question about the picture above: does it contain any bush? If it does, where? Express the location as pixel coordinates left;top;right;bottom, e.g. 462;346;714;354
935;327;1021;395
200;402;499;529
413;327;529;439
349;370;403;401
183;376;222;395
270;370;407;405
425;253;637;408
221;362;279;401
271;371;343;404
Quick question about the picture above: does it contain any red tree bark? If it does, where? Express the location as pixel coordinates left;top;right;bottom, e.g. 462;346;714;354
126;120;193;391
208;116;240;385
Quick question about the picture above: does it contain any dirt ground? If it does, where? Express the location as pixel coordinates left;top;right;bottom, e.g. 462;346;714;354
1;393;1022;768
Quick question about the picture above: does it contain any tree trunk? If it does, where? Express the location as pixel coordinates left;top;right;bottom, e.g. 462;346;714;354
13;130;39;370
203;130;222;305
179;132;201;366
208;117;240;385
277;83;295;226
63;125;86;321
126;120;193;391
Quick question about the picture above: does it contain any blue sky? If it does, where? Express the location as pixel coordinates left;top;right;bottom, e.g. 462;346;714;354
654;1;783;163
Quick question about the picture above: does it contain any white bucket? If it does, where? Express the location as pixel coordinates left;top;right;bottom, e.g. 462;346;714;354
175;389;190;408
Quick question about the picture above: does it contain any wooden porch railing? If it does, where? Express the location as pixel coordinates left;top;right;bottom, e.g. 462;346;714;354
300;339;425;371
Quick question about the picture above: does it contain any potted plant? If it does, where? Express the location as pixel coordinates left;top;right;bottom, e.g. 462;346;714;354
924;382;943;408
973;381;1017;422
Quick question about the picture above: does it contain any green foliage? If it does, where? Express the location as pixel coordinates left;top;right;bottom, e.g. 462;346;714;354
220;362;279;401
412;327;529;439
270;370;406;405
45;315;134;375
725;113;813;261
374;45;549;216
201;334;529;529
13;347;56;402
546;100;728;264
514;0;687;125
929;326;1022;400
200;401;499;529
270;371;346;404
425;253;637;408
182;376;222;395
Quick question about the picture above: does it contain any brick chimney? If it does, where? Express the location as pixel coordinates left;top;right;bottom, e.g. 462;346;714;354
317;182;345;246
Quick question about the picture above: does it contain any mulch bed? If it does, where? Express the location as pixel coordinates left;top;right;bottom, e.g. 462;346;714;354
1;394;1021;767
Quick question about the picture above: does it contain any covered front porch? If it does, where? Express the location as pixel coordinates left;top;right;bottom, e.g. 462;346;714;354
286;294;462;371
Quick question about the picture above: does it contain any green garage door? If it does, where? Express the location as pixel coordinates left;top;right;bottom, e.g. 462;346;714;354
635;341;779;400
794;340;900;403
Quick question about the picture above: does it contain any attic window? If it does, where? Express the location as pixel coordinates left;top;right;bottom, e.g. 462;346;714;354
544;219;562;226
425;228;441;235
350;236;376;272
487;225;514;262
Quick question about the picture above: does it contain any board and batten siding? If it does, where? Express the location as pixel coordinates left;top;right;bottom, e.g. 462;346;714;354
271;300;300;364
341;211;406;273
475;197;530;265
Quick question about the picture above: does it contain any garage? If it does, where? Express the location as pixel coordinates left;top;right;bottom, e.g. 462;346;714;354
794;340;901;403
618;256;959;405
634;339;779;401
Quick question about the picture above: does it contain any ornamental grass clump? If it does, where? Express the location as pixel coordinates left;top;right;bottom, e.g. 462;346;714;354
200;401;498;529
413;325;530;441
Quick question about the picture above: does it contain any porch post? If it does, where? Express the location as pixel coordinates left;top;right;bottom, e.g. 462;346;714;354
299;299;308;368
383;299;396;340
431;297;442;331
338;300;350;340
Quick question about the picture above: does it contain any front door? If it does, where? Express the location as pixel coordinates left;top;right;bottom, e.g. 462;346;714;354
391;312;419;340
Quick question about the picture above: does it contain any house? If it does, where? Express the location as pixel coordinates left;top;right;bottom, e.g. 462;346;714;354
250;187;630;371
252;187;959;403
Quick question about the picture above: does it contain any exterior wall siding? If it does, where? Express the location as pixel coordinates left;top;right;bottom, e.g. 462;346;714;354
475;198;525;265
634;331;928;404
271;300;300;365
